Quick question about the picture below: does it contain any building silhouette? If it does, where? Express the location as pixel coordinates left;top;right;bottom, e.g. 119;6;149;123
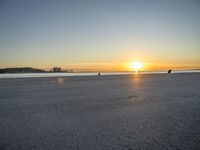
53;67;62;72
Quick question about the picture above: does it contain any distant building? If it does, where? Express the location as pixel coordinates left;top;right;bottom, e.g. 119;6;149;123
53;67;62;72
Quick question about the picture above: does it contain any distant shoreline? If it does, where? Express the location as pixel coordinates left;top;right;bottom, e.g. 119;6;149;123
0;67;73;74
0;67;200;74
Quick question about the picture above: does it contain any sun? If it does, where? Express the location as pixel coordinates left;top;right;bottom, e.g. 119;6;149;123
129;61;143;71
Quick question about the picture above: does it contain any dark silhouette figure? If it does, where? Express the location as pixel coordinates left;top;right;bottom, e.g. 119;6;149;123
98;72;101;76
168;69;172;74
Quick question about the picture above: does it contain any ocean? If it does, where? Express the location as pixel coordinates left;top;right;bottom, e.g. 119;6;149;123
0;70;199;78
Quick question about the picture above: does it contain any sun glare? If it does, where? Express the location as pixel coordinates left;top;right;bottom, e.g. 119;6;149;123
129;61;143;71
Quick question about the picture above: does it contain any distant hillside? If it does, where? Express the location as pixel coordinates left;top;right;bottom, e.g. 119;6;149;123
0;67;46;73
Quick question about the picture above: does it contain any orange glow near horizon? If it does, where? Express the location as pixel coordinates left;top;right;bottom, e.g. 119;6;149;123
129;61;143;71
0;61;200;72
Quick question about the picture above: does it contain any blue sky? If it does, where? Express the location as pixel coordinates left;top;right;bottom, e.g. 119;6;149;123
0;0;200;70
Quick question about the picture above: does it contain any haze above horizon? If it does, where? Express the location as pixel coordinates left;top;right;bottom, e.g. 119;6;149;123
0;0;200;71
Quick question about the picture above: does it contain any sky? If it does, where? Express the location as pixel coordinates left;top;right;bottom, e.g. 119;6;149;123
0;0;200;71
